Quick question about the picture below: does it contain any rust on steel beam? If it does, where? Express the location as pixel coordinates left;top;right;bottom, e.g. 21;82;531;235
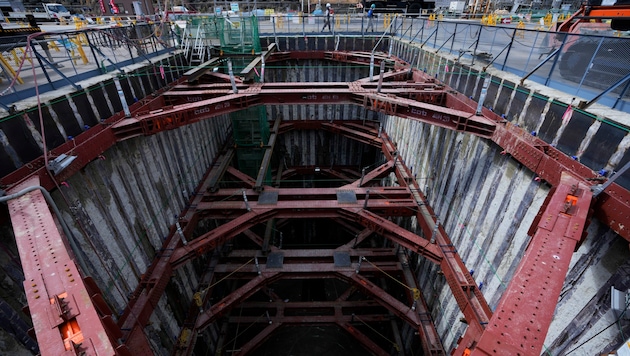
0;120;117;191
455;173;593;355
236;300;383;312
111;92;262;140
229;314;390;324
336;224;374;249
380;132;493;341
278;120;382;148
492;122;630;241
7;176;128;355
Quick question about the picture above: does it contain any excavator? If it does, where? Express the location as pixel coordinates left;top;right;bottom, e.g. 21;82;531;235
554;1;630;87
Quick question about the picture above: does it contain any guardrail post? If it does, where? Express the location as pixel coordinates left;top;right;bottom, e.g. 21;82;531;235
500;27;517;70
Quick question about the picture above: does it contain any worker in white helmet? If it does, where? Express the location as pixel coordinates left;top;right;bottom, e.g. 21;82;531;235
322;3;333;32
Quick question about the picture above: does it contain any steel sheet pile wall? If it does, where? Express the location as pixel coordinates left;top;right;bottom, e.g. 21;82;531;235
52;116;230;352
0;53;233;354
385;39;630;353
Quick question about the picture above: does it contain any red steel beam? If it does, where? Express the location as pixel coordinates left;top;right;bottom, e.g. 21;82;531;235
340;208;443;264
211;262;402;276
169;209;277;268
338;322;393;356
194;263;429;338
299;120;383;148
380;132;493;343
339;271;422;331
454;173;593;355
397;250;446;355
4;54;629;243
7;176;125;355
236;300;383;311
111;80;495;140
228;314;391;324
181;204;443;266
235;322;282;355
195;272;281;330
200;186;414;201
118;156;229;350
225;248;399;260
280;166;359;183
342;159;396;188
492;122;630;241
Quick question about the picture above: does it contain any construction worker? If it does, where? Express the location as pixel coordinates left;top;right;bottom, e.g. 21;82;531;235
366;4;376;32
322;3;333;32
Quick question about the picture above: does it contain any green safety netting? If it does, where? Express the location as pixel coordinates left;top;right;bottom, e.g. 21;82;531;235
174;14;261;54
231;106;271;181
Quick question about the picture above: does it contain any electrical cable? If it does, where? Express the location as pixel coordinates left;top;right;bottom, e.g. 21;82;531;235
197;258;254;297
352;314;399;350
361;256;412;291
565;295;630;355
220;312;267;348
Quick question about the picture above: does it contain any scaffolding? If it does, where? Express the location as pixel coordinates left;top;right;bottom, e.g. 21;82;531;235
177;14;262;59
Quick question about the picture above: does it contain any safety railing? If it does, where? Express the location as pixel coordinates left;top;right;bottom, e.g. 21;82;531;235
0;21;177;111
257;14;630;112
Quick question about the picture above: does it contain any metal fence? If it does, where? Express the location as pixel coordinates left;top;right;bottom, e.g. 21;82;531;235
258;14;630;113
2;16;628;114
0;22;177;111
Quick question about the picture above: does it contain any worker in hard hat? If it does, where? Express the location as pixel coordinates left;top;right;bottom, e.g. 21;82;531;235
366;3;376;32
322;3;333;32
